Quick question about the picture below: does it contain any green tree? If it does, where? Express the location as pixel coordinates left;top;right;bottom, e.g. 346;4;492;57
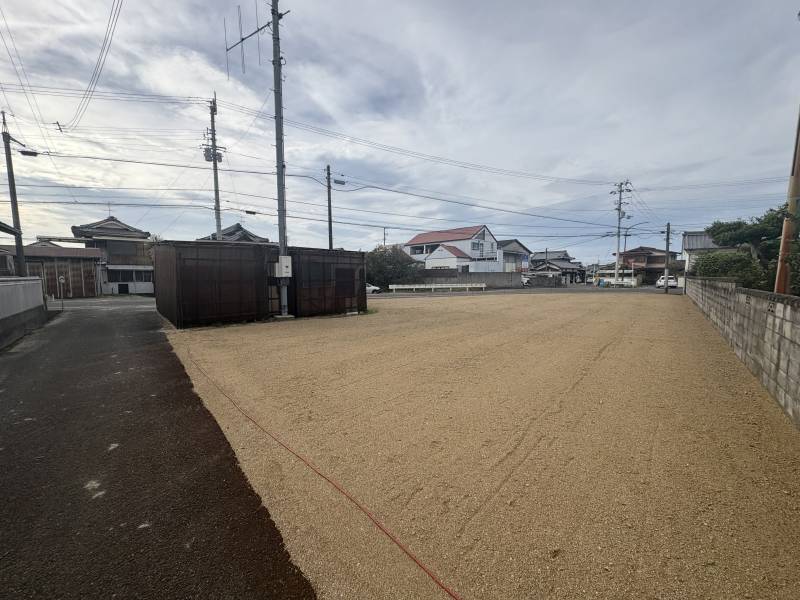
704;204;799;294
365;245;421;290
694;251;765;289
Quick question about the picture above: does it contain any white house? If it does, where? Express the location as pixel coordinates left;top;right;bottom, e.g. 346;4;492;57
403;225;503;272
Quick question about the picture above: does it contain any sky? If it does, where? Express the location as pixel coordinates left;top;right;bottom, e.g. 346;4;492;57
0;0;798;265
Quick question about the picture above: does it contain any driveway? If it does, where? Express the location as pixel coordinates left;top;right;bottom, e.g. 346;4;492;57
0;297;315;599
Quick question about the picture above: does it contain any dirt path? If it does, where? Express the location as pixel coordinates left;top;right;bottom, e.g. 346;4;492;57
170;293;800;599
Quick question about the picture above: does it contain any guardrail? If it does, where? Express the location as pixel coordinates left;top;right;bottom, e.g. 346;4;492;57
389;283;486;293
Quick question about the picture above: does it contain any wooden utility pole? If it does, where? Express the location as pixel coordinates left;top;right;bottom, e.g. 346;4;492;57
2;111;25;276
326;164;333;249
775;107;800;295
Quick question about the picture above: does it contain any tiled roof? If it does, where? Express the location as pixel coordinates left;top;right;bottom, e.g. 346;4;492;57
440;244;471;259
530;250;571;260
497;239;532;254
198;223;270;242
71;216;150;239
406;226;484;245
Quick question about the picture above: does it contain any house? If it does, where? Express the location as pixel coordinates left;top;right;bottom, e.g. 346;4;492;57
528;250;586;284
497;239;532;272
197;223;271;243
682;230;734;273
403;225;503;272
0;241;102;298
69;216;154;295
529;249;573;269
616;246;679;284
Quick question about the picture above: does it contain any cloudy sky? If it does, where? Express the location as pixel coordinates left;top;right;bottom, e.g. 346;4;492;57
0;0;798;264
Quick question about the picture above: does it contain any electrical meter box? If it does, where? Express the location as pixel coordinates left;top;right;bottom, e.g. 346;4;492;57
276;255;292;278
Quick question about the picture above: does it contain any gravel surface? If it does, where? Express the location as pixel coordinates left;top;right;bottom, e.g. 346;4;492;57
169;293;800;599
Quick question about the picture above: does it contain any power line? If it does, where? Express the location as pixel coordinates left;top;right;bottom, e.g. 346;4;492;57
65;0;124;129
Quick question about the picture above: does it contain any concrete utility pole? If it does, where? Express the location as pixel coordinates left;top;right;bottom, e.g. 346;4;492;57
326;164;333;250
209;93;222;240
271;0;291;316
611;180;632;286
664;222;671;295
2;111;25;276
775;107;800;295
383;227;386;247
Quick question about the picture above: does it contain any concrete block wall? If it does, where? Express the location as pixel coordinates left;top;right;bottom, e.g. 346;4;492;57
0;277;47;349
422;271;524;289
686;277;800;427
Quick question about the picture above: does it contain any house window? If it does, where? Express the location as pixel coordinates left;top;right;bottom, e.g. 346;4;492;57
410;245;425;255
108;270;134;282
134;270;153;282
471;241;480;251
490;242;495;252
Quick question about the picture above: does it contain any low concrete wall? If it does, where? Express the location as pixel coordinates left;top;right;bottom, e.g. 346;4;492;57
0;277;46;349
422;271;524;289
686;277;800;426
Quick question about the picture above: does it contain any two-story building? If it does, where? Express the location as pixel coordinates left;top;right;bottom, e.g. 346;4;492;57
70;216;154;295
528;250;586;284
403;226;503;272
616;246;679;284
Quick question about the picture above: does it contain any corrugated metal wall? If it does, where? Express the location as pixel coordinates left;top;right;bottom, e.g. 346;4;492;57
154;242;365;328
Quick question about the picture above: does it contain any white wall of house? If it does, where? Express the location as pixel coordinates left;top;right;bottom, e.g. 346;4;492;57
100;265;154;295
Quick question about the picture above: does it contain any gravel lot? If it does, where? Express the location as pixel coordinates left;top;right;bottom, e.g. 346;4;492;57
169;293;800;599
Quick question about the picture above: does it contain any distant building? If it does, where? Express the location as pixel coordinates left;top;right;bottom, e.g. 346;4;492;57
197;223;271;243
0;241;102;298
616;246;678;284
70;216;154;295
403;225;503;272
529;250;585;284
682;230;734;273
497;239;532;272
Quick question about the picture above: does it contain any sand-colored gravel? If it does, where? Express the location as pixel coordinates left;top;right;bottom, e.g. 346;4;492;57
168;293;800;599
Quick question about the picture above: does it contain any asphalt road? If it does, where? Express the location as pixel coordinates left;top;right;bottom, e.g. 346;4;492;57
0;297;315;599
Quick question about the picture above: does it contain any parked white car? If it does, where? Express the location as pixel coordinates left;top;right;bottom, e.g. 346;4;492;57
656;275;678;288
365;283;381;294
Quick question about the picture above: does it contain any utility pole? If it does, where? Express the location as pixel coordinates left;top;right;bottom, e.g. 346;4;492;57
326;164;333;250
224;1;291;316
209;93;222;240
611;180;632;286
775;107;800;294
2;111;25;276
271;0;290;316
383;227;386;247
664;222;671;295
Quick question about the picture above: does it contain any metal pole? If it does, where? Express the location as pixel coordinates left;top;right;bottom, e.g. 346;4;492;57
272;0;290;316
2;111;24;276
775;106;800;294
613;184;622;286
210;93;222;240
383;227;386;247
326;164;333;250
664;222;671;295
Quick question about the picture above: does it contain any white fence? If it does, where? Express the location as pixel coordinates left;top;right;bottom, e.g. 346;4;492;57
389;283;486;293
0;277;46;349
0;277;44;320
